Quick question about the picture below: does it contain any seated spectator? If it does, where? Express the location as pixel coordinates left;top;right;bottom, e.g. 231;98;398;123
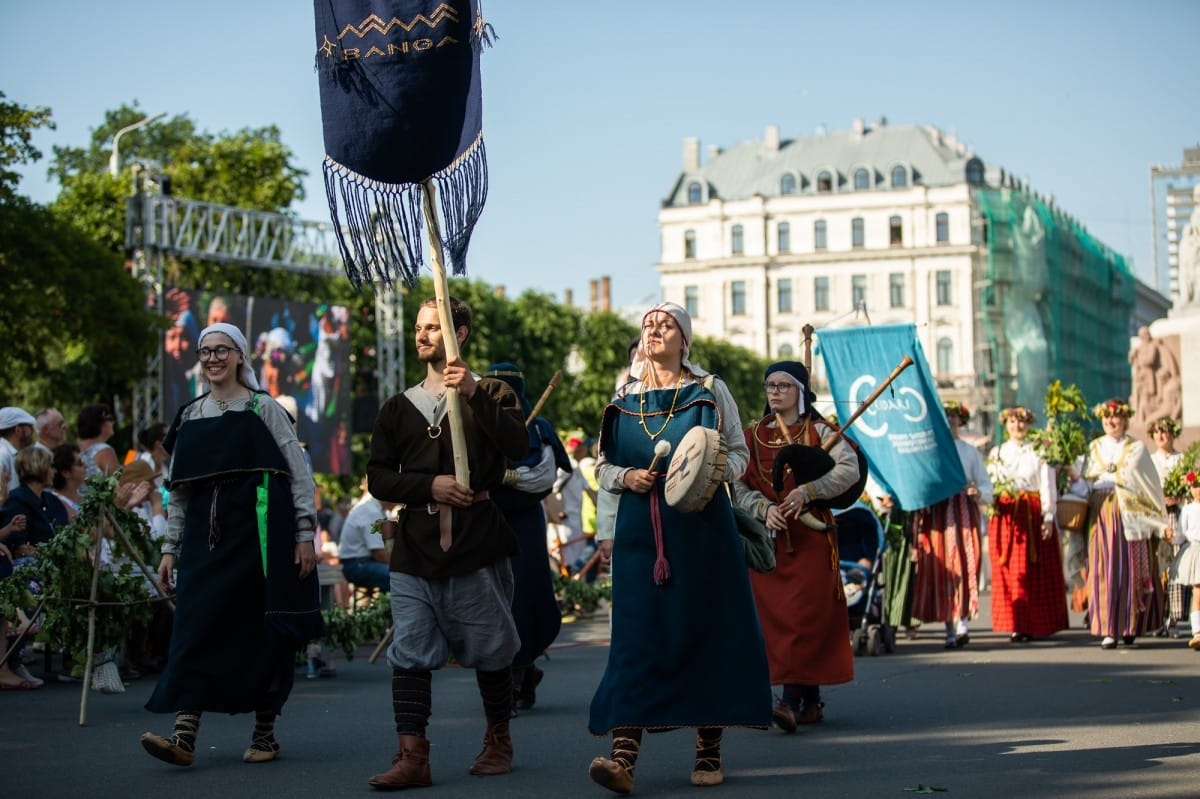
0;446;69;557
77;403;120;480
337;491;393;593
50;442;86;520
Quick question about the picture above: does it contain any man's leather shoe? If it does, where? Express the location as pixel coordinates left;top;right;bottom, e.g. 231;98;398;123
771;699;797;733
368;735;432;790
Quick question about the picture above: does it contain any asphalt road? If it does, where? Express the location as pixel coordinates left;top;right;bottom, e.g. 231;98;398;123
6;600;1200;799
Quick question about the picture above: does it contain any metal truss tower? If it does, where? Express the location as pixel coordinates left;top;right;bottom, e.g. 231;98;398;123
125;181;404;435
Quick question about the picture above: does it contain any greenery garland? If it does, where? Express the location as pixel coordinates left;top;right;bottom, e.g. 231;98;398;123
0;474;159;674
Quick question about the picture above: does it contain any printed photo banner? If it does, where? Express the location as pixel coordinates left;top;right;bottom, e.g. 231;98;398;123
818;323;965;510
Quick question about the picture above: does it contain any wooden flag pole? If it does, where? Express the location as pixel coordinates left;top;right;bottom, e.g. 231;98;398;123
420;180;470;489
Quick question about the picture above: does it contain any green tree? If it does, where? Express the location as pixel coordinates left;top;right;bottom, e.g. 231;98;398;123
689;336;772;427
48;103;306;252
0;91;53;201
0;96;159;409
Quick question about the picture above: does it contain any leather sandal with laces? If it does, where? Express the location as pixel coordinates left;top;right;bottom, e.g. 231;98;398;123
243;736;280;763
140;732;196;767
690;755;724;787
588;757;634;795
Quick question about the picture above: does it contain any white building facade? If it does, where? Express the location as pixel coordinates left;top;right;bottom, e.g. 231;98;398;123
657;120;986;396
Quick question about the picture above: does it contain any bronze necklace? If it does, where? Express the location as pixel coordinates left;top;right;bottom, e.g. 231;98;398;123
638;371;684;440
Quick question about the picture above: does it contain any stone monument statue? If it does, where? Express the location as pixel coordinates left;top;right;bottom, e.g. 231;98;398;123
1129;326;1182;430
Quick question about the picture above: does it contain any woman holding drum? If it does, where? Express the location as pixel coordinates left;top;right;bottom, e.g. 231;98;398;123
587;302;770;793
733;361;858;731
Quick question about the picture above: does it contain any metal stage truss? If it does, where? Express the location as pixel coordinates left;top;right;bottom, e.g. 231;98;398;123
125;184;405;435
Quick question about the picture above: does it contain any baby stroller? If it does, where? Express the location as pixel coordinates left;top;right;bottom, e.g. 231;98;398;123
836;502;895;656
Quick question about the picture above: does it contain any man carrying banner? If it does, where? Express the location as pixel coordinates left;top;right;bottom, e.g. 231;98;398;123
365;297;528;787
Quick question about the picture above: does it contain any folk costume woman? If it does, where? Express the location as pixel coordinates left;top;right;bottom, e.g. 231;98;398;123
734;361;856;731
985;407;1068;642
1081;399;1167;649
141;323;323;767
587;302;770;793
1148;416;1185;633
910;402;993;649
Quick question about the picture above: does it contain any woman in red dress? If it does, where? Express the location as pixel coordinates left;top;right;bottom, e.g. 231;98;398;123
735;361;857;731
986;406;1068;642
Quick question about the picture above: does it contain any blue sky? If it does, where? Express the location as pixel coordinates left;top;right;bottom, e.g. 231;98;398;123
3;1;1197;309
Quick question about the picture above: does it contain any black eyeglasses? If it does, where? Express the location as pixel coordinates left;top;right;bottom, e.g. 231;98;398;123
198;345;235;361
763;382;796;393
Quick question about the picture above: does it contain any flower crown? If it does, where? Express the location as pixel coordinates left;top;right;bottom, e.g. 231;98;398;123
1187;471;1198;486
1092;399;1133;419
1146;416;1182;437
942;401;970;423
1000;406;1035;424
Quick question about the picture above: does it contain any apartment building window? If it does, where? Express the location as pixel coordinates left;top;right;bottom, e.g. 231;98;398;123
937;338;954;376
853;168;871;190
780;173;796;195
889;273;905;308
777;278;793;313
891;165;908;188
814;276;829;311
814;219;827;250
777;221;791;253
687;181;703;204
936;270;952;305
851;217;865;248
684;285;699;317
936;212;949;243
817;170;833;193
730;280;747;316
889;215;903;246
731;224;744;255
684;229;696;259
851;274;867;308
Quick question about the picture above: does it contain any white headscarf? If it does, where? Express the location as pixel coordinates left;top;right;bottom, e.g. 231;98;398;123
628;301;708;382
198;322;260;390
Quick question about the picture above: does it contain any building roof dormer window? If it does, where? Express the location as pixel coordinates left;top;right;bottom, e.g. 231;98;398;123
890;164;908;189
780;173;797;195
686;181;704;204
853;168;871;191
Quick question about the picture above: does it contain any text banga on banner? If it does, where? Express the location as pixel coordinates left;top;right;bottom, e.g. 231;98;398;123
314;0;492;288
818;323;965;510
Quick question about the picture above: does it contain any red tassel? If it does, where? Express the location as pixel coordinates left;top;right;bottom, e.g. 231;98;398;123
649;483;670;585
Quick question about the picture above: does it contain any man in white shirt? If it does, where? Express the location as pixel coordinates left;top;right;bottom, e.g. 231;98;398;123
0;407;36;492
338;492;394;592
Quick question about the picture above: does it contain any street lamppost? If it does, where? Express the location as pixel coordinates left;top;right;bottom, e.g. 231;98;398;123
108;112;166;178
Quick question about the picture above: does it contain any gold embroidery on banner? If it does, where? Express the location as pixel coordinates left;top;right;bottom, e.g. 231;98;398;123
337;5;459;41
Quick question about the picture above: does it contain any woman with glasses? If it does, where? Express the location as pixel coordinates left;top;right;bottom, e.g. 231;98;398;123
140;322;323;768
77;403;119;480
587;302;769;793
734;361;858;731
49;443;86;520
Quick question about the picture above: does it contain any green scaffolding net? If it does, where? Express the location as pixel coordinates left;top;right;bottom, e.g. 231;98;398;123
976;188;1135;422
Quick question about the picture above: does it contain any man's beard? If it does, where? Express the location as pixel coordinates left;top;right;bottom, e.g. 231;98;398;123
417;347;444;364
